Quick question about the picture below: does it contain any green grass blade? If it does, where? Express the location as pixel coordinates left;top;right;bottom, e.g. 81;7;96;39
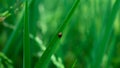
23;0;31;68
71;59;77;68
93;0;120;67
2;8;24;56
105;33;116;68
35;0;80;68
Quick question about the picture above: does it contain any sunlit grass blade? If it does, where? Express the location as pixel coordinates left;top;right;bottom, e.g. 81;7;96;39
93;0;120;67
35;0;80;68
23;0;31;68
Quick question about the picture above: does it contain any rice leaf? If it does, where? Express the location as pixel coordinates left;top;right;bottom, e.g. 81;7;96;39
23;0;31;68
35;0;80;68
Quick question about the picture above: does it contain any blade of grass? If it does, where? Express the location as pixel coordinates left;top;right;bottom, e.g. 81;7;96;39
93;0;120;67
105;32;116;68
30;34;65;68
23;0;31;68
35;0;80;68
71;59;77;68
2;7;24;56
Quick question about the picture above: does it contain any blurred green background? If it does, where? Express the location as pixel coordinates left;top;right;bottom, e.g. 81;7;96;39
0;0;120;68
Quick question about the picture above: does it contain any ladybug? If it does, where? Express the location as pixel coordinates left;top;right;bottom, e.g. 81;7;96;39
58;32;62;38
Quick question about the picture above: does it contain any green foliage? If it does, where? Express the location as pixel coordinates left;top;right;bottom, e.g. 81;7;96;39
35;0;80;68
0;52;13;68
0;0;120;68
23;0;31;68
92;0;120;67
